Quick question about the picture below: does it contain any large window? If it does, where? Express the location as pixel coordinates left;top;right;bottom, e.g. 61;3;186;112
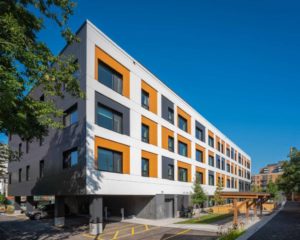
178;141;188;157
63;148;78;169
98;61;123;94
226;148;230;157
196;127;203;141
227;179;231;188
208;136;214;148
216;156;221;169
141;124;149;143
98;148;122;173
64;104;78;127
141;90;149;110
141;158;149;177
196;172;203;184
196;150;203;162
39;160;44;178
97;104;123;133
167;164;174;180
168;136;174;152
178;167;188;182
208;171;214;186
26;165;30;181
226;163;231;173
167;108;174;124
208;155;214;167
221;158;225;170
178;115;187;132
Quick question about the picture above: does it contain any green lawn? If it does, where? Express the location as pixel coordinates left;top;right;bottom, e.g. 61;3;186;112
176;213;233;224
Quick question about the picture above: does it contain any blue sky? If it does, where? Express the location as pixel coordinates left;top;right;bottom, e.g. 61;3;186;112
2;0;300;174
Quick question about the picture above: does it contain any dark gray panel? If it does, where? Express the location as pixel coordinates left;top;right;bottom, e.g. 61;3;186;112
161;95;174;124
195;120;206;143
95;91;130;136
161;156;174;180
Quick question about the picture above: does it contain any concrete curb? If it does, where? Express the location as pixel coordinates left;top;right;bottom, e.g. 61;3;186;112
236;201;286;240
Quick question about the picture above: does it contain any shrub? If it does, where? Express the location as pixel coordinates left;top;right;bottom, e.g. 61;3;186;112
219;228;245;240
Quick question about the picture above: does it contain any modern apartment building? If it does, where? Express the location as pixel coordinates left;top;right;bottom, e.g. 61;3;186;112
251;161;284;190
7;20;251;234
0;143;8;196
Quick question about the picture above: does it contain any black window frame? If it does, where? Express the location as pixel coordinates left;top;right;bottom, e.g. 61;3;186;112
178;115;188;132
18;168;22;182
208;155;214;167
167;107;174;124
26;165;30;181
141;124;150;143
167;164;174;180
168;136;174;152
97;147;123;174
97;104;123;134
178;167;188;182
178;141;188;157
63;104;78;127
195;127;203;141
208;136;214;148
196;172;203;184
208;172;214;186
141;158;150;177
63;147;79;169
141;90;150;110
39;160;44;178
196;149;203;162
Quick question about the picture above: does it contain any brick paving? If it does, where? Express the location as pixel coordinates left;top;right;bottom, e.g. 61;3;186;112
248;201;300;240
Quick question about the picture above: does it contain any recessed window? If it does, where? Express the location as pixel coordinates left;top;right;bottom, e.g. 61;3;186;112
226;148;230;157
18;143;22;157
8;173;12;184
178;167;188;182
227;163;231;173
221;158;225;170
178;115;187;132
98;61;123;94
63;148;78;169
18;169;22;182
217;142;221;152
167;164;174;180
98;148;122;173
97;104;122;134
216;156;221;169
231;178;235;188
196;150;203;162
168;136;174;152
64;104;78;127
208;155;214;167
195;127;203;141
178;141;188;157
221;143;224;153
141;90;149;110
227;179;231;188
39;160;44;178
196;172;203;184
208;171;214;186
167;108;174;124
208;136;214;148
26;166;30;181
141;124;149;143
141;158;149;177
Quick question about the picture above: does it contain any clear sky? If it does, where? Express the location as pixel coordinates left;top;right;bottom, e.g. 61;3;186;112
1;0;300;174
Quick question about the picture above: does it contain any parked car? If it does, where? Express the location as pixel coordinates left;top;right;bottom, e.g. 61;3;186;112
26;204;54;220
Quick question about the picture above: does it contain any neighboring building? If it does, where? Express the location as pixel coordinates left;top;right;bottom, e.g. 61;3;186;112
7;21;251;234
251;161;284;190
0;143;8;196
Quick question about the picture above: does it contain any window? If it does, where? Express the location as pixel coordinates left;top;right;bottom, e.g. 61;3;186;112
39;160;44;178
97;104;122;133
26;140;29;153
168;136;174;152
217;142;221;152
178;115;187;132
208;136;214;147
18;143;22;157
221;143;224;153
226;148;230;157
98;148;122;173
208;155;214;167
141;124;149;143
196;127;203;141
178;141;187;157
26;166;30;181
216;156;221;169
226;163;231;173
227;179;230;188
98;61;123;94
178;167;188;182
231;178;235;188
167;108;174;124
8;173;11;184
64;104;78;127
196;150;203;162
18;169;22;182
141;90;149;110
208;171;214;186
63;148;78;169
221;158;225;170
196;172;203;184
167;164;174;180
141;158;149;177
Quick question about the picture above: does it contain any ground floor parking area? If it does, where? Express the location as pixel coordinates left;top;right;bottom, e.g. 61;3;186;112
0;214;218;240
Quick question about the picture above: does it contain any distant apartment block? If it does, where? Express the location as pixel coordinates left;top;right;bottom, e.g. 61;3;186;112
251;161;284;190
7;21;251;234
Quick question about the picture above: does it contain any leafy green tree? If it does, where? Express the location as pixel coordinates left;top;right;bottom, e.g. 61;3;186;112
214;181;225;207
191;177;207;209
0;0;83;142
278;147;300;196
251;184;262;193
266;180;279;200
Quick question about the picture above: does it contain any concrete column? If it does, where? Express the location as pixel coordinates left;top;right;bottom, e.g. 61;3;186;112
89;196;103;235
14;196;21;214
54;196;65;227
26;196;35;212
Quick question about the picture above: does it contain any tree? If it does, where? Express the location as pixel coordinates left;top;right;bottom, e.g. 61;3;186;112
214;181;225;208
0;0;83;142
191;178;207;209
251;184;262;193
278;147;300;196
266;180;279;200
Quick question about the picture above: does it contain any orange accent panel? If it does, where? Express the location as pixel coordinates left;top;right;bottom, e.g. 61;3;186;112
196;167;206;184
141;80;157;114
177;134;191;158
94;136;130;174
177;161;192;182
162;127;174;150
208;130;214;138
195;144;206;164
216;172;220;186
142;150;158;178
208;150;215;157
95;46;130;98
142;116;158;146
177;107;191;134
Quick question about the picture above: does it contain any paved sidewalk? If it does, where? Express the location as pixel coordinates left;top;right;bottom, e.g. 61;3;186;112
247;201;300;240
